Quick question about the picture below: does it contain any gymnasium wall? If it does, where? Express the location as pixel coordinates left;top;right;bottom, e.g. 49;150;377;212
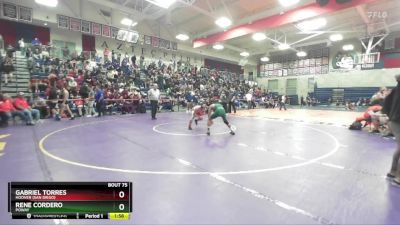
0;19;50;47
50;27;206;68
255;38;400;97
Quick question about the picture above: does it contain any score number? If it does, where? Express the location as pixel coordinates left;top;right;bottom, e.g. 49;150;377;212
118;191;126;211
108;183;129;212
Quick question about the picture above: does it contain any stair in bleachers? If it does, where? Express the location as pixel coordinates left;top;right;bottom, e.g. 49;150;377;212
0;51;31;98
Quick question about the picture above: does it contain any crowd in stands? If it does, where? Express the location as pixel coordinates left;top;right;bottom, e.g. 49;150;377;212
1;38;274;126
0;38;397;135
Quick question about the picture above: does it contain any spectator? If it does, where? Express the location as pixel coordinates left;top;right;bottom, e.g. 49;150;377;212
300;96;306;107
32;95;49;119
382;74;400;185
0;54;3;78
18;38;26;57
0;94;25;127
2;54;14;85
220;92;228;112
31;37;42;46
14;92;40;125
148;84;160;120
371;87;387;106
228;88;237;114
6;44;15;57
279;94;287;111
245;92;253;109
86;86;95;117
95;86;105;117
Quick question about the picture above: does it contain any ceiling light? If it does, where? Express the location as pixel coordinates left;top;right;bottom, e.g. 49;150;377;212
121;18;135;26
296;17;327;32
342;44;354;51
297;51;307;57
145;0;176;9
215;17;232;28
213;44;224;50
44;23;48;26
278;43;290;50
35;0;58;7
261;57;270;62
330;34;343;42
240;52;250;57
279;0;300;7
252;33;266;41
176;34;189;41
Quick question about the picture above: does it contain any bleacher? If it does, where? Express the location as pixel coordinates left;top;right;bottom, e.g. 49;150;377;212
343;87;381;102
315;87;382;104
314;88;333;104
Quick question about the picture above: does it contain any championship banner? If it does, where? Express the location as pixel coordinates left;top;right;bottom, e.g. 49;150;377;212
171;42;178;51
3;2;17;20
58;15;69;29
144;35;151;45
81;20;91;33
18;6;32;22
70;18;81;32
151;36;159;48
92;22;101;36
102;25;111;38
111;27;119;39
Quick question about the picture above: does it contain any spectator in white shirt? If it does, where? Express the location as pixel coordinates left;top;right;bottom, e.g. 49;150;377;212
279;94;287;111
148;84;160;120
18;38;25;57
245;92;254;109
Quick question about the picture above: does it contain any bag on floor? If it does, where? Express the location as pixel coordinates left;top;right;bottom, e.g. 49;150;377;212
138;103;146;113
349;121;362;130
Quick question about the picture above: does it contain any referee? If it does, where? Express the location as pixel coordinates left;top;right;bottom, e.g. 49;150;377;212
148;84;160;120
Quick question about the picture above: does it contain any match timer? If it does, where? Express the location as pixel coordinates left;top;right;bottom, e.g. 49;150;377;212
8;182;132;220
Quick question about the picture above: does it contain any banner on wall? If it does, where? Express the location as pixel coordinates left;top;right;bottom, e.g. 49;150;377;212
54;14;177;50
332;52;357;70
116;30;139;44
144;35;151;45
111;27;119;39
159;39;170;49
171;42;178;51
2;2;17;20
81;20;91;33
91;22;101;36
126;31;139;44
151;36;159;48
58;15;69;29
102;25;111;37
70;18;81;32
18;6;32;22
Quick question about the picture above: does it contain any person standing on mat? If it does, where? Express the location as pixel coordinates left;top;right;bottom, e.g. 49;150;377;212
207;102;235;136
228;88;237;114
95;86;105;117
382;74;400;186
148;84;160;120
188;103;207;130
279;94;287;111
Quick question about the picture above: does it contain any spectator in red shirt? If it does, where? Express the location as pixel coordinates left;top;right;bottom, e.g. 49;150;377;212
14;92;40;125
0;94;25;127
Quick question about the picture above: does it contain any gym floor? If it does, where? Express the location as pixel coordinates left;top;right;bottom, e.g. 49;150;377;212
0;109;399;225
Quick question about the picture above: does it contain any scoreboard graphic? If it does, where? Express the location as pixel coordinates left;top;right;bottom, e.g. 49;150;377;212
8;182;132;220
